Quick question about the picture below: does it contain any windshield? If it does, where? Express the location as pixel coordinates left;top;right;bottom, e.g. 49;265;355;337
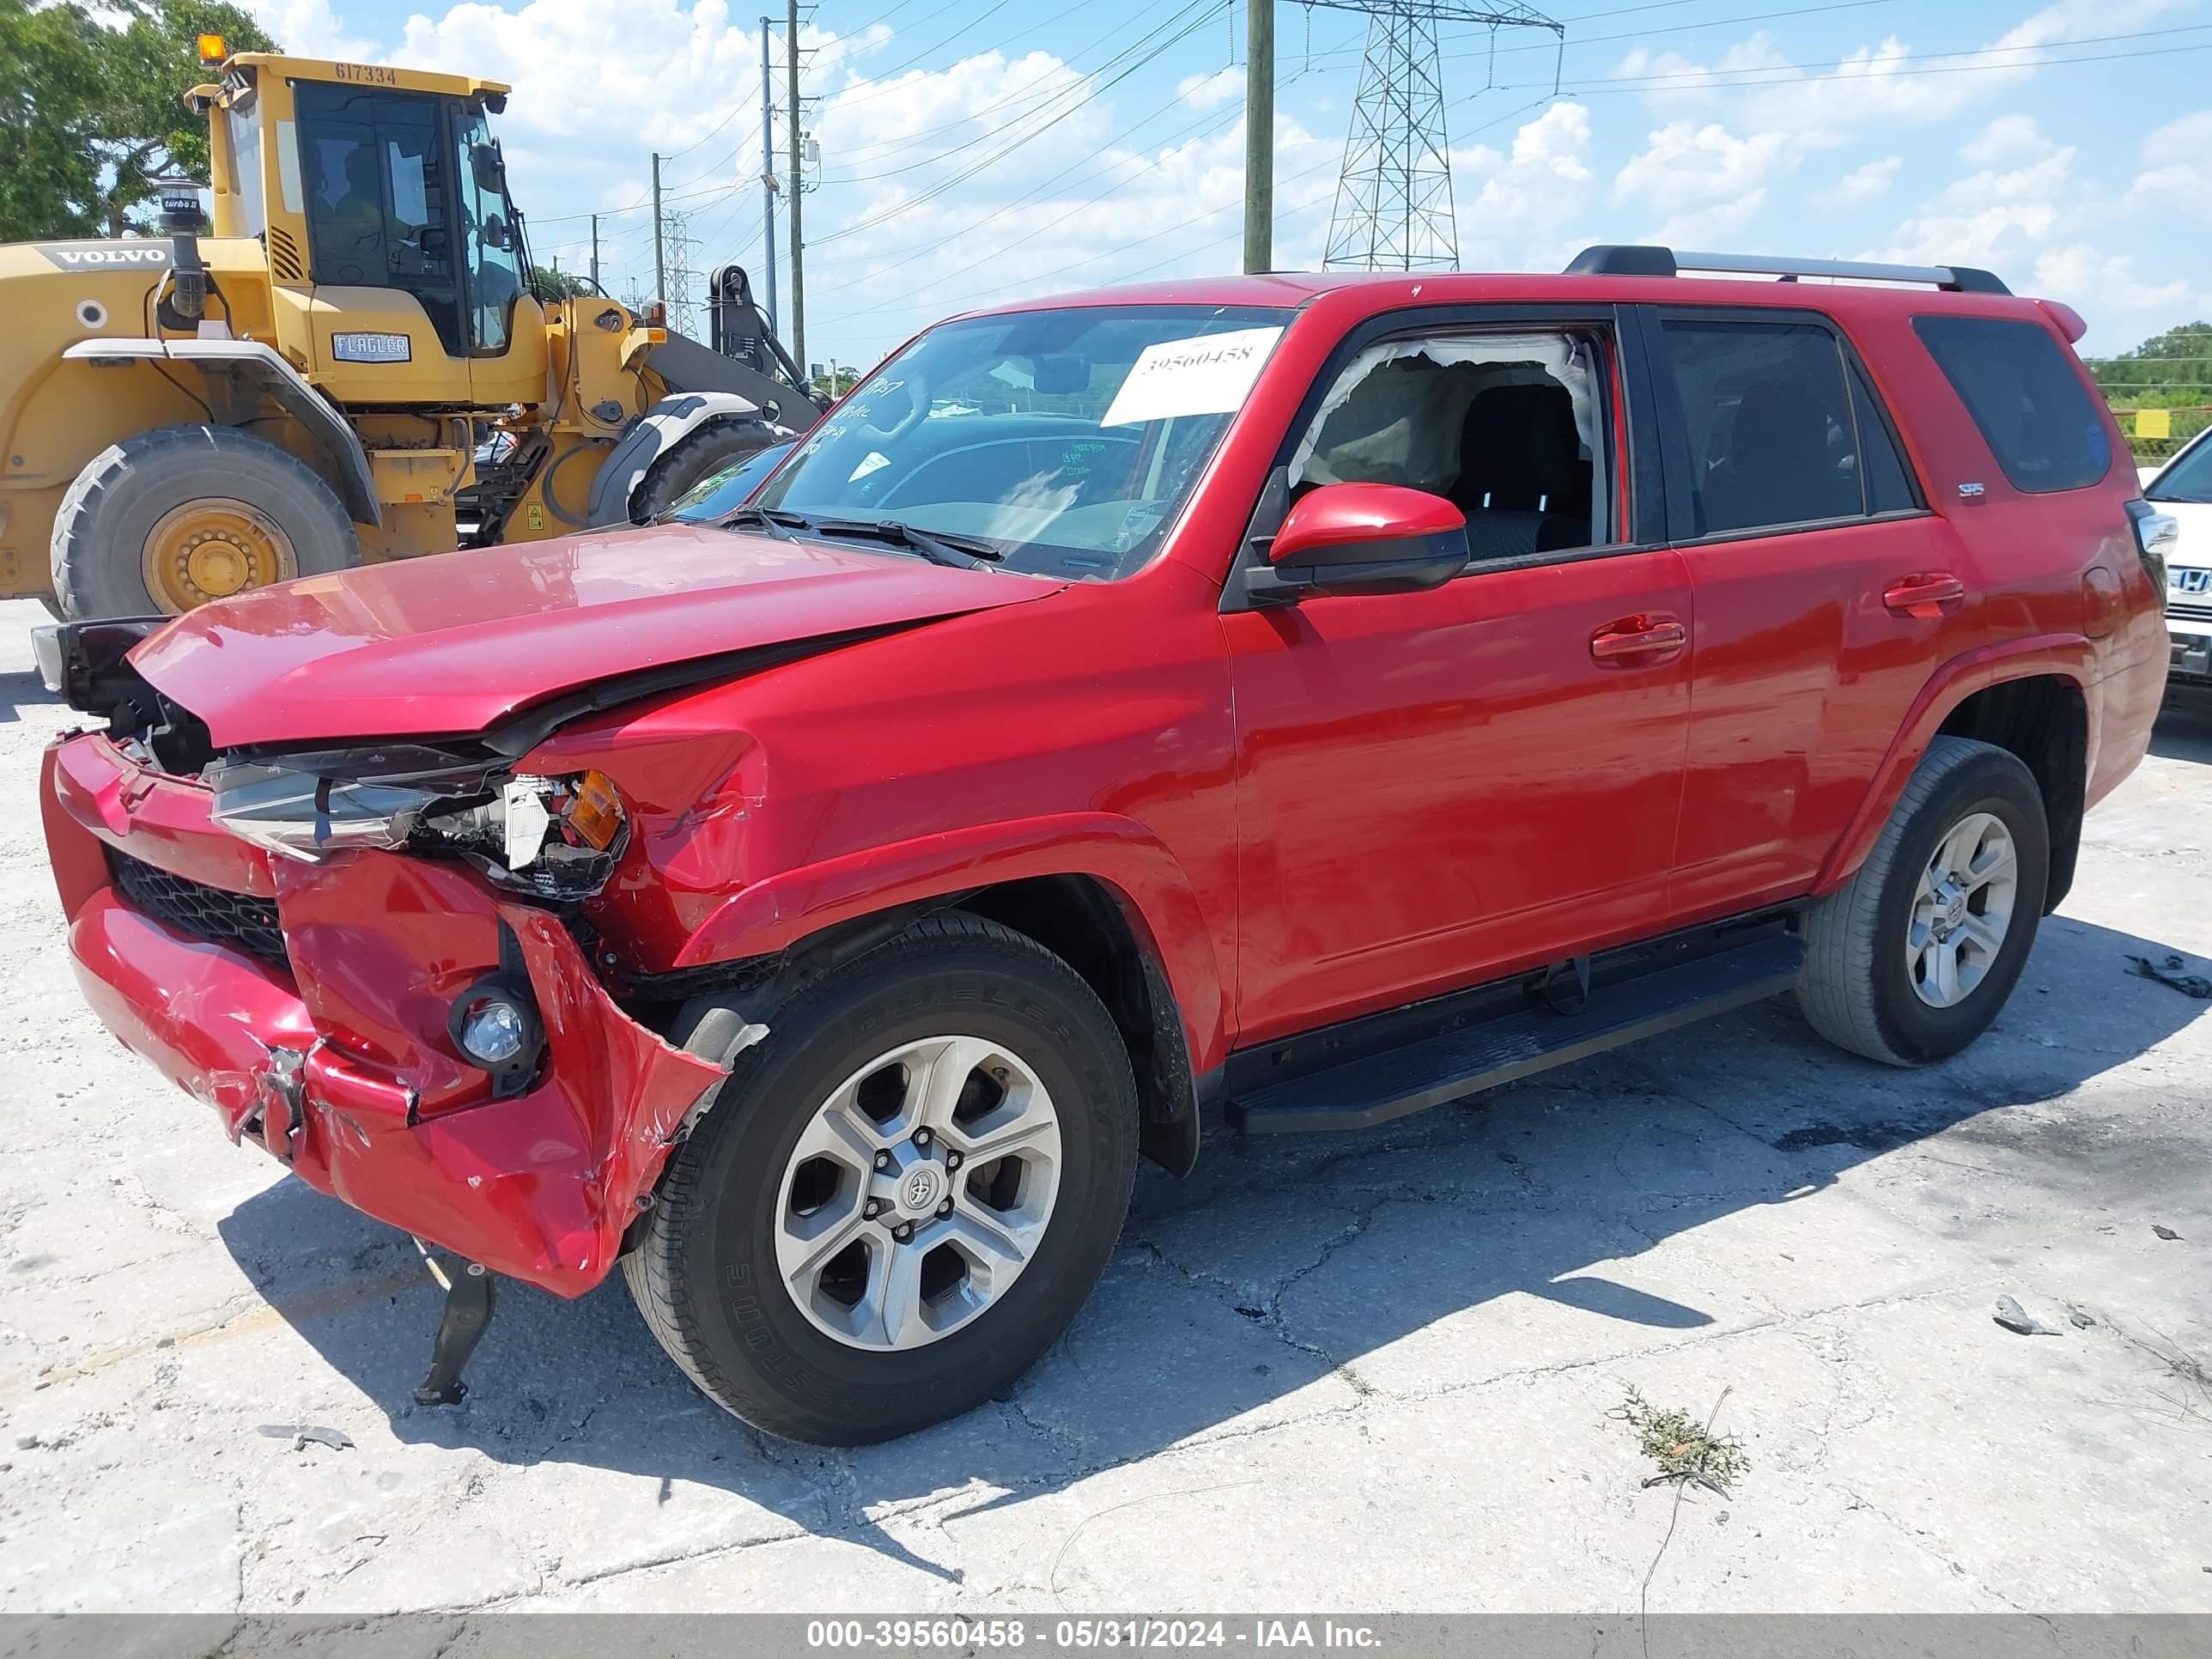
755;304;1292;579
2148;428;2212;504
665;442;794;521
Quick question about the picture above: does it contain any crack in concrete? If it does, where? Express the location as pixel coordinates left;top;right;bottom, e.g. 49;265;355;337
1829;1481;2017;1611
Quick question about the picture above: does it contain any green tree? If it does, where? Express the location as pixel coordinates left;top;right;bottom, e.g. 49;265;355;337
530;264;594;299
0;0;276;243
2087;320;2212;465
91;0;279;234
0;1;106;240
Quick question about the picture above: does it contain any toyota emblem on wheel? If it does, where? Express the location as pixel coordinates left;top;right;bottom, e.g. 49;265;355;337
901;1166;942;1212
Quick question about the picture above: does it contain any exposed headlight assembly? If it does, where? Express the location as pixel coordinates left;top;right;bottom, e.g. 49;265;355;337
208;753;628;902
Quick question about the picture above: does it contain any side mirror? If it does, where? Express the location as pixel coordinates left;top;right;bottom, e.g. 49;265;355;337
481;215;511;252
470;142;507;196
1258;483;1469;599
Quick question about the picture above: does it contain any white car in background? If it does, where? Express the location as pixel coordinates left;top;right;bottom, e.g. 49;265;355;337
2143;426;2212;691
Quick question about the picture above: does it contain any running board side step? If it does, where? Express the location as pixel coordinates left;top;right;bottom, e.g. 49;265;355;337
1225;933;1803;1135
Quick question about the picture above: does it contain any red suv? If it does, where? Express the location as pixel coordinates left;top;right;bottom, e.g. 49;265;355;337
37;246;2171;1443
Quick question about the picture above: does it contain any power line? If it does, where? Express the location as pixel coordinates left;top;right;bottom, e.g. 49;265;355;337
812;0;1225;246
657;81;764;165
1526;19;2212;90
830;0;1220;185
826;0;1024;106
830;93;1549;329
1291;0;1901;75
809;21;1250;288
826;0;1185;162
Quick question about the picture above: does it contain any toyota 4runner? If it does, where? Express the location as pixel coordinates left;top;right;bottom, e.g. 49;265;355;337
37;246;2172;1443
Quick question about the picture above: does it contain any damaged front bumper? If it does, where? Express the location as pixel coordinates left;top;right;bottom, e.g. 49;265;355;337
43;731;726;1297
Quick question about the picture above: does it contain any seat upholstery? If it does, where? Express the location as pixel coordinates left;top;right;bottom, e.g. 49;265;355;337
1449;383;1593;556
1697;377;1857;533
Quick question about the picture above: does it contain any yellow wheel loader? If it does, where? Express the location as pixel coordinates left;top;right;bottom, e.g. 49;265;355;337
1;40;827;618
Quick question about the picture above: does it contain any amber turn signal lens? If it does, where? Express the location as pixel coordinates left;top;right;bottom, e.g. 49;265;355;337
562;769;623;851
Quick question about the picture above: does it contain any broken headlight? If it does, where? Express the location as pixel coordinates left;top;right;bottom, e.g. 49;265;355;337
207;754;628;902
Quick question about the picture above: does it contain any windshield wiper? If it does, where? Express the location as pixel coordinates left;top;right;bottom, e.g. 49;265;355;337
717;504;807;540
807;517;1006;568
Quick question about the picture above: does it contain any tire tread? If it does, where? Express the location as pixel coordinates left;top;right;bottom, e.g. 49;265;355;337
1798;735;2033;1066
50;423;356;618
623;911;1137;1441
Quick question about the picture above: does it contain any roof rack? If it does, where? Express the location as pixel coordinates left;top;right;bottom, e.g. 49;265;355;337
1565;245;2010;295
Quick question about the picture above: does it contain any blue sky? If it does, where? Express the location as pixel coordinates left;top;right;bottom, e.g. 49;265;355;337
240;0;2212;365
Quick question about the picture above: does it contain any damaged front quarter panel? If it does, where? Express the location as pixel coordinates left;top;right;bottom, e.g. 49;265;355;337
271;850;729;1295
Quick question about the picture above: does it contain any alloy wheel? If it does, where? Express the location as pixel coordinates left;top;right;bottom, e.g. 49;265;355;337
1905;810;2019;1009
774;1033;1062;1351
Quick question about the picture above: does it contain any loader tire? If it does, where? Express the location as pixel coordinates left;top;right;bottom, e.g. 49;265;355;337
52;425;361;619
628;419;781;523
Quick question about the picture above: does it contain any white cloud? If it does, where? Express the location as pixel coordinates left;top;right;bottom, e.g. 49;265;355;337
1814;155;1900;208
1176;68;1242;112
1612;119;1792;245
2032;245;2191;313
1871;142;2077;267
237;0;378;60
1960;114;2052;167
1451;102;1595;268
396;0;775;157
2142;109;2212;166
2126;111;2212;216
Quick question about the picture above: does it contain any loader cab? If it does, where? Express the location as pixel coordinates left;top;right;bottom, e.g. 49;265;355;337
207;56;544;403
294;82;527;360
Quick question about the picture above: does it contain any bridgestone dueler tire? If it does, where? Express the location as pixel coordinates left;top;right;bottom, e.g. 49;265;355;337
623;914;1140;1444
1797;736;2050;1066
51;424;359;619
628;419;780;523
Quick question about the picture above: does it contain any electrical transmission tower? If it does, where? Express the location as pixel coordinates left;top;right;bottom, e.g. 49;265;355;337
1310;1;1561;271
663;209;701;337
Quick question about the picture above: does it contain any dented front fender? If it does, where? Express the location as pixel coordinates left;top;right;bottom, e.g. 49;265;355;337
49;728;727;1297
271;850;731;1294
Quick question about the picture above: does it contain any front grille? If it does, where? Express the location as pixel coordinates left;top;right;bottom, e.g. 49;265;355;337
108;850;289;969
2170;600;2212;623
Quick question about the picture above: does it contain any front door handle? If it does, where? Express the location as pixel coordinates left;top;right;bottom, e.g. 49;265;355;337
1883;573;1966;620
1589;614;1687;666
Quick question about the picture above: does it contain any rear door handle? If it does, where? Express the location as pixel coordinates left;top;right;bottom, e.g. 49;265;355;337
1882;573;1966;619
1589;614;1687;665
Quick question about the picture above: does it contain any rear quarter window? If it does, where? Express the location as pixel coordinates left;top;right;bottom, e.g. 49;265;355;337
1911;314;2112;494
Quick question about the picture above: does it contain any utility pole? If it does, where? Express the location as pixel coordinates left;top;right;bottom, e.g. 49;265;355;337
651;152;666;308
1243;0;1273;274
589;213;600;290
786;0;805;378
760;16;779;331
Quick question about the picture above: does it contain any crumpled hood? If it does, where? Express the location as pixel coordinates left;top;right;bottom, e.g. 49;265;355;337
130;522;1056;748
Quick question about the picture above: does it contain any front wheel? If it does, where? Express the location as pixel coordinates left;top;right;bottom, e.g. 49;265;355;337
1798;736;2050;1066
623;914;1139;1443
51;425;360;617
627;419;780;523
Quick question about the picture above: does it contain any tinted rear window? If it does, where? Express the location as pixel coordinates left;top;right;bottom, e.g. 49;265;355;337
1912;315;2111;494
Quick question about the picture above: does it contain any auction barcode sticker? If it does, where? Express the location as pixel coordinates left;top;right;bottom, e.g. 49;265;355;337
1101;326;1284;427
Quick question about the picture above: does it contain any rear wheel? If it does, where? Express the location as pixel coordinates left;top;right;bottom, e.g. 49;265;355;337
623;914;1139;1443
628;419;780;522
51;425;359;617
1798;736;2050;1066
